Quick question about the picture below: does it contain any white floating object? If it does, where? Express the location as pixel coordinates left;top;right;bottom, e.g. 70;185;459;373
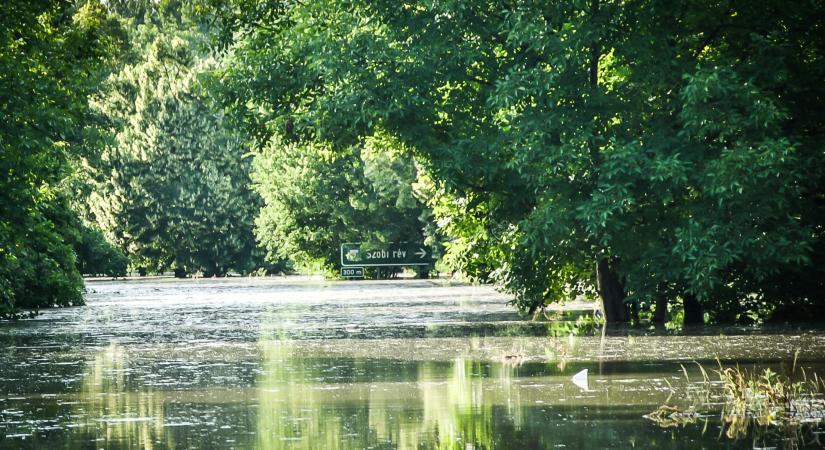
572;369;589;391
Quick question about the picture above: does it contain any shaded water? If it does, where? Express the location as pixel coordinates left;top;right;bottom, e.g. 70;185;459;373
1;278;824;449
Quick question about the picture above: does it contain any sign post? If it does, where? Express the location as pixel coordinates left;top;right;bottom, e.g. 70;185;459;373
340;242;432;267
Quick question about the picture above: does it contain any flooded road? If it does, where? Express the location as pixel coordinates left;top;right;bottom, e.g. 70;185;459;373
1;278;824;449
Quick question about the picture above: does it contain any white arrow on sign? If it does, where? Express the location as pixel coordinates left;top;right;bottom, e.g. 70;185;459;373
415;248;427;258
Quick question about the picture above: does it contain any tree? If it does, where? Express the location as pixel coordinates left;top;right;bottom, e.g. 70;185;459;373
252;131;429;272
204;0;825;323
1;0;123;315
74;224;129;277
90;29;261;276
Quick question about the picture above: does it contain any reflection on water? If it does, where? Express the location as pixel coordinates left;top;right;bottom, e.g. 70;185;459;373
0;278;824;449
77;343;168;448
255;339;525;449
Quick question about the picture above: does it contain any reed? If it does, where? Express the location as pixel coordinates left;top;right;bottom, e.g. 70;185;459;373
646;356;825;448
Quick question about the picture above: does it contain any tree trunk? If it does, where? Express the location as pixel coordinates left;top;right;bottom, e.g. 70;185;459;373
596;259;628;323
683;293;704;325
653;284;668;324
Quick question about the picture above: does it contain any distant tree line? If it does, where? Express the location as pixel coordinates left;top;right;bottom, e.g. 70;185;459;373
2;0;824;325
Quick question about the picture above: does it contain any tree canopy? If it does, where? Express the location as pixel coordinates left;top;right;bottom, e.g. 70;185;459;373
89;27;262;276
2;0;824;324
252;131;430;270
1;0;123;314
205;0;825;323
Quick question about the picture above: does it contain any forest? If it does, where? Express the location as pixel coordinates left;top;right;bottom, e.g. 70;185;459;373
2;0;824;325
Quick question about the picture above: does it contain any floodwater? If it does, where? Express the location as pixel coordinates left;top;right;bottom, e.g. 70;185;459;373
1;278;824;449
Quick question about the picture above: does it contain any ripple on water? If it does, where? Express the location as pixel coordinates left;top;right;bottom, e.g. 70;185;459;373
0;278;823;449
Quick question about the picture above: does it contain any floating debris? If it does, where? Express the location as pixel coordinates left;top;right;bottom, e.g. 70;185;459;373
572;369;589;391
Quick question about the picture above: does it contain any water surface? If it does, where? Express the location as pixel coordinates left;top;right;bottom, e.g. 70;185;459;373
1;278;823;449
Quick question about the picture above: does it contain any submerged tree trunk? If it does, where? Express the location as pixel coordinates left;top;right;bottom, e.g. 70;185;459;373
597;258;628;323
203;265;226;278
683;293;704;325
653;284;668;324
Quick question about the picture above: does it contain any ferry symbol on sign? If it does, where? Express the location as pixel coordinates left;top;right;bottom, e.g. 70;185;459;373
345;249;362;262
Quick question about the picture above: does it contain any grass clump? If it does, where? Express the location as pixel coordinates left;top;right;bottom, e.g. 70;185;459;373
646;355;825;448
717;362;825;441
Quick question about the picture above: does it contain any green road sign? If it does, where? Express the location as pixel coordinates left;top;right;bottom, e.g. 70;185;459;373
340;242;432;267
341;267;364;278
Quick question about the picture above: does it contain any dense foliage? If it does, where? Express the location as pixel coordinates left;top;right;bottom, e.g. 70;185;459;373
0;0;121;314
3;0;824;324
89;27;262;276
203;0;825;323
252;131;429;270
74;224;129;277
